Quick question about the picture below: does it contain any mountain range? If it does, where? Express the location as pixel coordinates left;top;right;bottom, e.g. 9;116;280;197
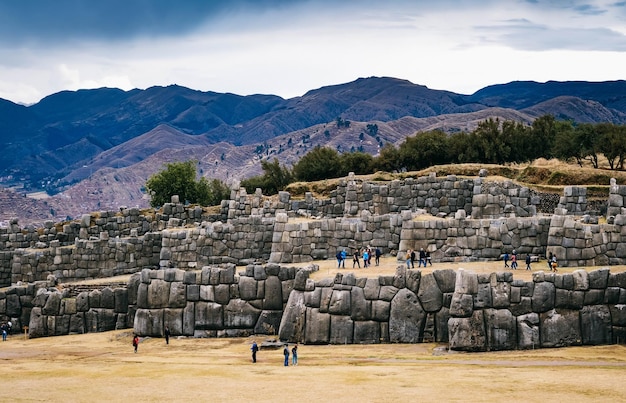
1;76;626;225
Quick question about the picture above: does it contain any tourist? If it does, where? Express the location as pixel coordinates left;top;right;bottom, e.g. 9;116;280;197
503;252;510;268
363;249;369;268
375;248;382;266
340;249;347;268
291;344;298;366
551;255;558;273
426;250;432;266
410;249;416;268
132;334;139;353
511;253;517;270
406;250;412;269
164;326;171;345
526;254;532;270
283;344;290;366
419;248;427;267
367;247;372;266
251;340;259;363
352;249;360;268
1;323;6;341
7;320;12;335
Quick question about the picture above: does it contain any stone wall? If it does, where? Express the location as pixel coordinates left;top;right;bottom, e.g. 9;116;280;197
448;268;626;351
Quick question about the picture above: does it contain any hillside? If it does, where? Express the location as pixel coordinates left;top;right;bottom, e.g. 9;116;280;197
2;76;626;224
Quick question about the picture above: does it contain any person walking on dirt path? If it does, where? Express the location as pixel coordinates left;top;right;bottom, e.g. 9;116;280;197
503;252;510;268
133;334;139;353
165;326;171;345
251;340;259;363
526;254;532;270
283;344;290;366
375;248;382;266
353;250;360;268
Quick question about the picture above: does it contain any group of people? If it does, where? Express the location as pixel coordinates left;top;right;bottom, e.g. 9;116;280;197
503;250;556;271
336;247;382;268
405;248;432;269
249;340;298;366
1;321;12;341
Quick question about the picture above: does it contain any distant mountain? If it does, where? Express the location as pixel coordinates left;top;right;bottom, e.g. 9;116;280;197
1;76;626;225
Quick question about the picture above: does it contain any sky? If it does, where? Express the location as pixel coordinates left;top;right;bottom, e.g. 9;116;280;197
0;0;625;105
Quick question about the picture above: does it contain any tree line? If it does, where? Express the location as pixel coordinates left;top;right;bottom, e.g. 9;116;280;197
145;116;626;205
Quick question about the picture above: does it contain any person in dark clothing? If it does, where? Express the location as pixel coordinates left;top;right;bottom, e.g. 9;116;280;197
165;326;171;344
353;250;360;268
419;248;427;267
283;344;290;366
525;254;532;270
251;340;259;363
375;248;382;266
410;250;416;268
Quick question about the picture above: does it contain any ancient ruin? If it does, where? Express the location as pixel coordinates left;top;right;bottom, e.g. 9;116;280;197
1;171;626;351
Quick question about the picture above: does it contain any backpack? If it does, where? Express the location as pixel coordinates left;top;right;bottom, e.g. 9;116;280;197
336;251;342;259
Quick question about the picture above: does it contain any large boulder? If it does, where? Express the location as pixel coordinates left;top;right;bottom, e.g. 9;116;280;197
580;305;612;345
134;308;164;337
448;310;486;351
194;301;223;330
389;288;425;343
540;309;581;347
484;308;516;350
223;300;261;329
417;273;443;312
278;290;306;342
350;286;370;321
354;321;381;344
531;282;555;312
329;315;354;344
254;310;283;335
517;313;540;349
263;276;283;310
305;308;330;344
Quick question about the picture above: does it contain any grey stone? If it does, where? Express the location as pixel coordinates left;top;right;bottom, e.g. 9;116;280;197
305;308;331;344
389;288;425;343
448;310;486;352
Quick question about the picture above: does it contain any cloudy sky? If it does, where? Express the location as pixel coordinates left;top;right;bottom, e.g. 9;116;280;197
1;0;625;105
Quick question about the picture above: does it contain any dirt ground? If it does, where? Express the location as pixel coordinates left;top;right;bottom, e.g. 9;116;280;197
2;259;626;402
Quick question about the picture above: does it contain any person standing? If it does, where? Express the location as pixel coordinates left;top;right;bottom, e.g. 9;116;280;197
283;344;290;366
1;323;6;341
375;248;382;266
525;254;532;270
511;253;517;270
352;250;360;268
426;251;432;266
362;249;369;268
503;252;510;268
164;326;171;345
291;344;298;366
419;248;426;267
406;250;412;269
251;340;259;363
410;249;416;268
340;249;346;268
132;334;139;353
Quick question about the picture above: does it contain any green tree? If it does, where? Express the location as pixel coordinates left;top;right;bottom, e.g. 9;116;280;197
596;123;626;170
145;160;228;207
293;146;342;181
241;158;293;195
340;151;374;175
373;143;402;172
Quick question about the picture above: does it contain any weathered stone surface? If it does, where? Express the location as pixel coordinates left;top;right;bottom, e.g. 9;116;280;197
531;282;555;313
405;269;421;295
163;308;183;335
183;302;195;336
588;268;610;289
147;280;170;308
350;286;370;321
454;269;478;294
114;288;128;313
133;308;164;336
354;320;381;344
540;309;581;348
100;288;115;309
238;276;257;300
263;276;283;310
572;270;589;291
418;273;443;312
491;282;511;308
254;310;283;335
371;299;390;322
484;308;516;351
580;305;612;345
433;269;456;293
517;313;540;349
278;291;305;342
304;288;322;308
194;301;223;330
379;285;399;302
305;308;330;344
435;307;450;342
329;315;354;344
168;282;187;309
448;310;486;352
223;300;261;329
42;292;62;316
389;288;425;343
610;304;626;326
449;293;473;317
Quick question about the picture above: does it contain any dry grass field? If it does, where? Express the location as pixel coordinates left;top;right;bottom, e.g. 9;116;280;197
2;259;626;403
